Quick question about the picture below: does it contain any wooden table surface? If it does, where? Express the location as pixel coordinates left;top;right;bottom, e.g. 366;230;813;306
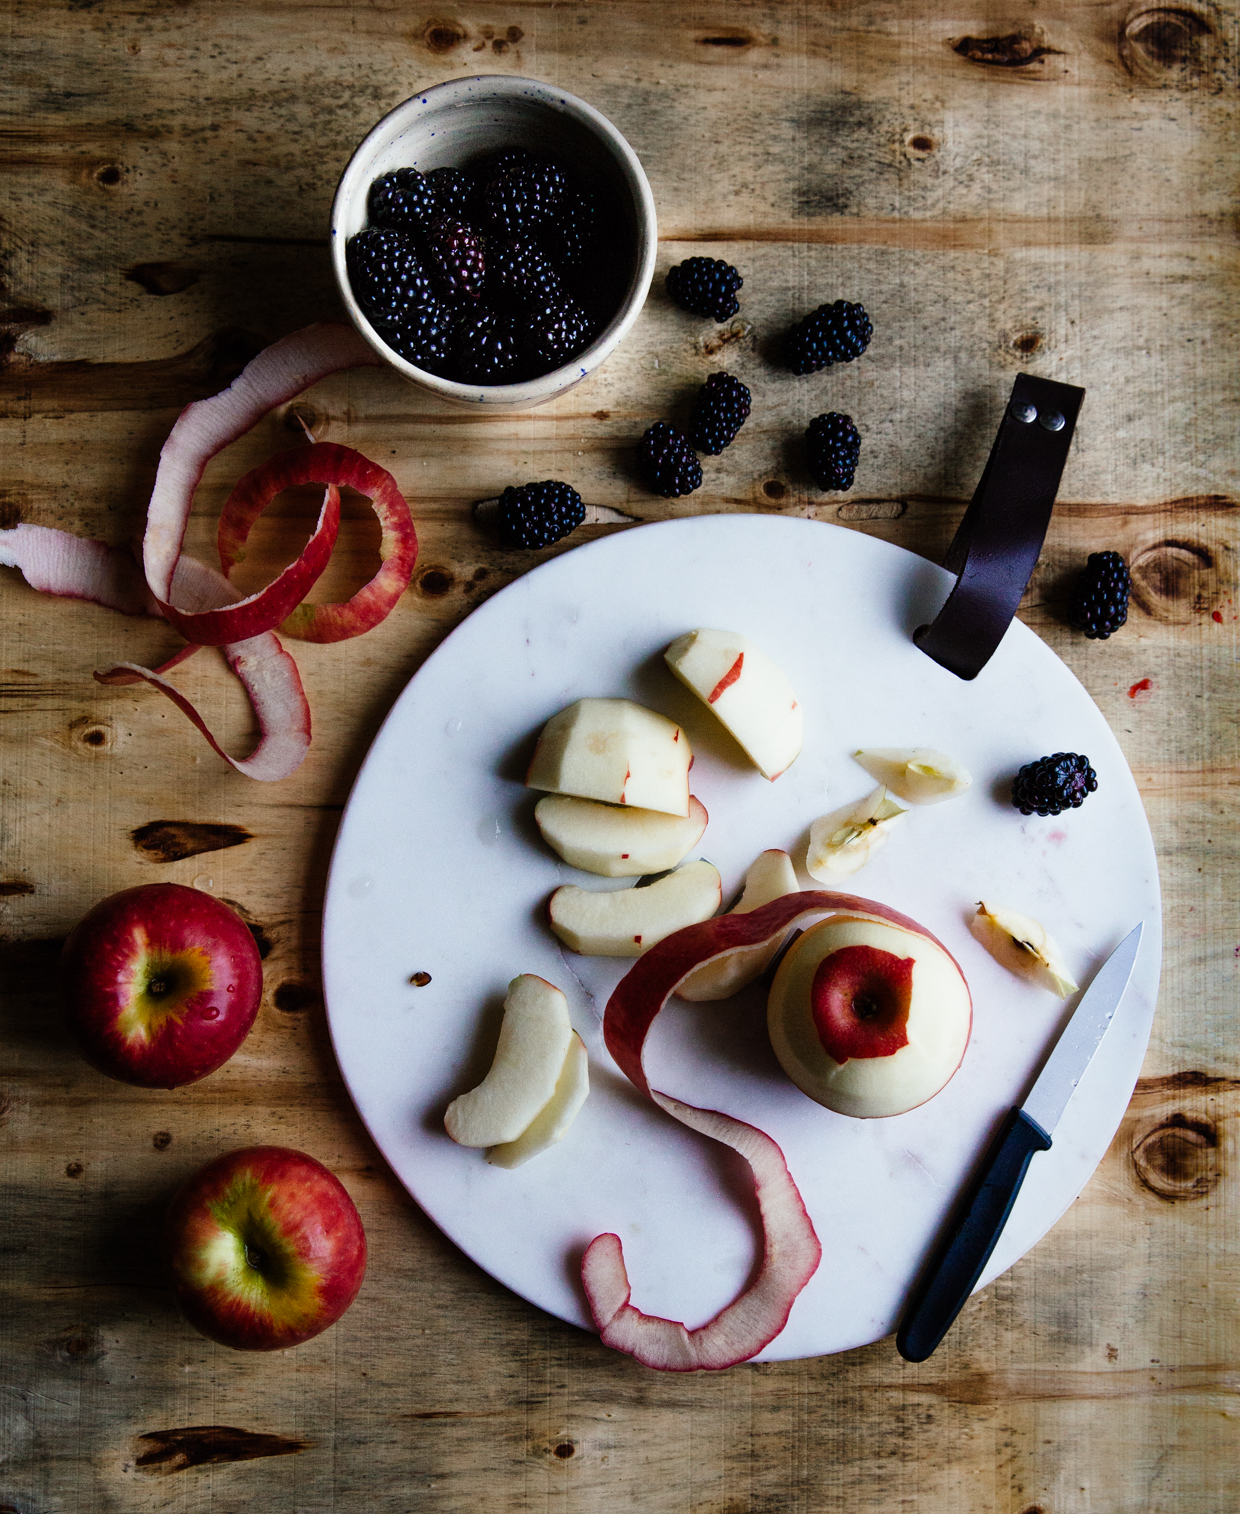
2;2;1237;1509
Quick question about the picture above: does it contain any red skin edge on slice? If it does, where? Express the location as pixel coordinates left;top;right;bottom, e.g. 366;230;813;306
708;652;744;704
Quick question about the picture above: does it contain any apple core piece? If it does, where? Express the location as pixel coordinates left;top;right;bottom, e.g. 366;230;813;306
970;901;1079;997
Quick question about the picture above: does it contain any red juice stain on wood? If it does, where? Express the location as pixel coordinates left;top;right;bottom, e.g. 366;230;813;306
1128;678;1153;700
1213;610;1224;623
708;653;744;703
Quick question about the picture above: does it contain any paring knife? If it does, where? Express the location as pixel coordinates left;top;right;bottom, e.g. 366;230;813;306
896;921;1144;1362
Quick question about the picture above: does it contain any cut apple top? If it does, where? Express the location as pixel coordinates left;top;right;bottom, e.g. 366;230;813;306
526;698;691;817
534;793;707;878
664;629;802;781
548;860;722;958
767;916;972;1120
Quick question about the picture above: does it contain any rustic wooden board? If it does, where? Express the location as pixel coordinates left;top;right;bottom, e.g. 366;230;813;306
1;2;1237;1509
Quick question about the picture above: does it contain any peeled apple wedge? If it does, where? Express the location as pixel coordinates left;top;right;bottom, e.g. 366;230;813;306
526;698;691;817
853;747;972;805
549;860;722;957
534;793;708;877
444;975;574;1147
806;786;907;881
677;849;800;1001
487;1031;589;1169
664;629;802;780
970;901;1080;997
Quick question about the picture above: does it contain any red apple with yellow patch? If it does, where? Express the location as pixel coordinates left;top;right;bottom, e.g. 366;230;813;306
164;1146;367;1351
59;883;263;1089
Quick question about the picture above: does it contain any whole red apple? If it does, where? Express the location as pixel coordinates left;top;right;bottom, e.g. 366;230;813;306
59;882;263;1089
164;1146;367;1350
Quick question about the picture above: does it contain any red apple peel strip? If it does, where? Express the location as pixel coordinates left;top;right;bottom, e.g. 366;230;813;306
589;890;963;1370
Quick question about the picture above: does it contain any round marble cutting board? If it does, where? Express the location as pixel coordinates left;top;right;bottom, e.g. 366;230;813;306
322;514;1161;1362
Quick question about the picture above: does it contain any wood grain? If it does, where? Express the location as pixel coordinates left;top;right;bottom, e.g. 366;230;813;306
1;1;1237;1510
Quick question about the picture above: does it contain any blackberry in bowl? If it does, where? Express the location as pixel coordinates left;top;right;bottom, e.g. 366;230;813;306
332;76;657;408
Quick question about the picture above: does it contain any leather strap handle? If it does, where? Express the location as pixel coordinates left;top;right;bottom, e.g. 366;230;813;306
914;373;1085;680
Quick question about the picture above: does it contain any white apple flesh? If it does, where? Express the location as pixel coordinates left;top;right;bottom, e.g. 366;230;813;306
676;849;800;1001
853;747;972;804
534;793;708;877
806;786;907;881
767;915;972;1118
526;698;691;817
487;1031;589;1168
444;975;573;1147
970;901;1079;997
549;860;722;957
664;629;802;780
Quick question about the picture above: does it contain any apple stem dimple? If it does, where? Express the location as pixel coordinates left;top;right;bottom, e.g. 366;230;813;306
244;1242;268;1273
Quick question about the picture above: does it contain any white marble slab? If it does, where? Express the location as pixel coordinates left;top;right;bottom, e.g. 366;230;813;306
321;514;1161;1362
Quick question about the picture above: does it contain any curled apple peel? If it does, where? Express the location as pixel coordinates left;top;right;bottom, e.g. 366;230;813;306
591;889;964;1369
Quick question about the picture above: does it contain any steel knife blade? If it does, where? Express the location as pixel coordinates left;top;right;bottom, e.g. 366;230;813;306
896;920;1144;1362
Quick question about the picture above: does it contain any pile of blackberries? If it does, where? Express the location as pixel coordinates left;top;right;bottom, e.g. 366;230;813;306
347;148;627;385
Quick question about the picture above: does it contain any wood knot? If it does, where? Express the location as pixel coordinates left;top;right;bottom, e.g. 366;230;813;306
69;717;117;754
552;1441;577;1459
1131;1112;1220;1200
421;18;466;53
152;1131;173;1151
124;263;200;297
283;403;323;438
1129;537;1218;623
417;566;455;598
1119;7;1227;86
131;821;252;864
65;1161;84;1179
952;31;1062;67
837;499;906;522
95;163;123;187
273;981;319;1014
134;1425;310;1474
42;1325;106;1366
698;30;753;48
763;480;787;500
906;133;938;156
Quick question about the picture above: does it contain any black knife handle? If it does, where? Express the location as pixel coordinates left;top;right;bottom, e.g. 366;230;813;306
896;1107;1052;1362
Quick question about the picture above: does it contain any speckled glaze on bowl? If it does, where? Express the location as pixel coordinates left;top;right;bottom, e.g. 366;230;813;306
331;76;657;409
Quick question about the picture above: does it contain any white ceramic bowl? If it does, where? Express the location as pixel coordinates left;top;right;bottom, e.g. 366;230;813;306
331;76;657;408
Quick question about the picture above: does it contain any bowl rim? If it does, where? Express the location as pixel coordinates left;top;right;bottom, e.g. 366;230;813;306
330;74;658;407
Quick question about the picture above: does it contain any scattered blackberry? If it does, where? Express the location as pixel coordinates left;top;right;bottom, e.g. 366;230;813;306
805;412;861;491
453;309;523;384
346;228;436;327
385;298;457;372
1011;753;1098;817
523;299;592;368
1069;551;1131;639
426;218;487;301
367;168;439;233
785;300;873;373
485;161;568;239
688;372;751;454
489;239;564;307
665;257;743;321
495;480;586;549
426;166;475;219
637;422;702;498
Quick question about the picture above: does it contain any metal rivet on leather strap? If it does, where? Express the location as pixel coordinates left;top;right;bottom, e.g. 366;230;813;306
1038;409;1066;432
1011;402;1037;424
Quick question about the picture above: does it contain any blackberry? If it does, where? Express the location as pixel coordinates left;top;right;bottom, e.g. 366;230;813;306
785;300;872;373
548;186;601;270
665;257;743;321
1011;753;1098;817
495;480;586;549
471;146;536;183
367;168;439;233
485;161;568;239
637;422;702;498
426;217;487;301
489;239;564;307
688;371;751;454
385;298;457;372
453;308;524;384
805;412;861;491
346;228;436;327
523;299;592;368
426;166;475;219
1069;551;1131;639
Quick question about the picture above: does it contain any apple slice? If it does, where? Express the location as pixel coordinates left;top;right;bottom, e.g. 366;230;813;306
444;975;573;1147
587;890;967;1369
970;901;1079;997
767;915;972;1117
487;1031;589;1169
549;860;722;957
853;747;972;804
676;849;800;1001
526;699;691;817
806;786;907;880
535;793;708;877
664;629;802;780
